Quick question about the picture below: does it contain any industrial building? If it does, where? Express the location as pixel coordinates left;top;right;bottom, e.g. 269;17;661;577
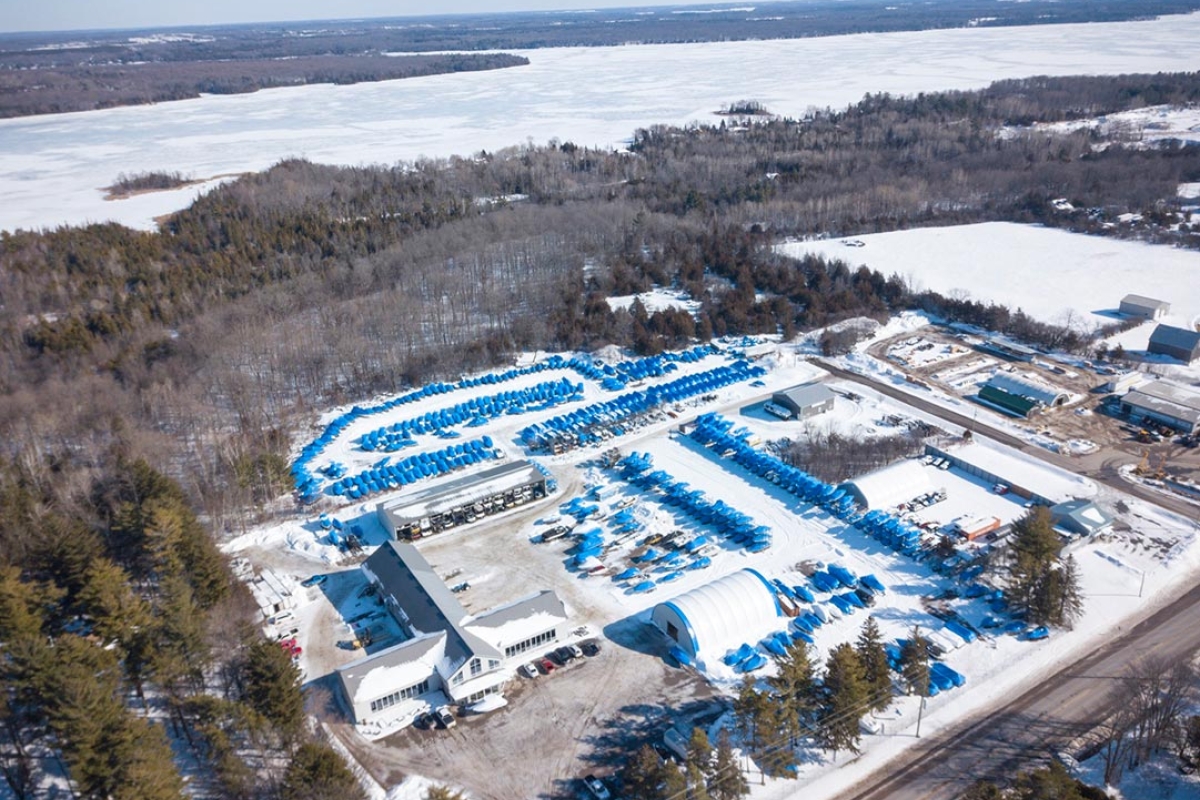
650;569;782;661
977;372;1070;417
770;383;836;420
376;460;548;540
977;339;1038;363
1120;381;1200;434
1147;324;1200;365
1119;294;1171;321
1050;499;1114;537
337;541;568;725
840;459;935;511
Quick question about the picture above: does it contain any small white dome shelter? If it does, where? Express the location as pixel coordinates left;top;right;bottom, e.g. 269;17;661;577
841;459;934;511
651;569;782;660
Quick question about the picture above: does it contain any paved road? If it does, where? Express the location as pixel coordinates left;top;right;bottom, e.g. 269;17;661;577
814;359;1200;798
815;359;1200;520
837;577;1200;800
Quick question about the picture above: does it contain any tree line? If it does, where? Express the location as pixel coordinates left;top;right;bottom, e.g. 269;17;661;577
0;459;364;799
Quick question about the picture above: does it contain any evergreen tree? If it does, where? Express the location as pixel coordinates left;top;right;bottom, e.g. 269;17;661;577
1007;506;1061;621
238;637;305;742
900;627;932;697
686;761;712;800
686;726;714;781
755;702;797;778
662;760;688;798
621;744;665;800
732;676;770;753
817;643;868;756
279;742;365;800
767;638;819;744
108;717;186;800
856;616;894;713
425;786;467;800
709;731;749;800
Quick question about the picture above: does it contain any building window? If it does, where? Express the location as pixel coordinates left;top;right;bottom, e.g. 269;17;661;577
368;679;430;713
470;657;482;676
503;628;557;659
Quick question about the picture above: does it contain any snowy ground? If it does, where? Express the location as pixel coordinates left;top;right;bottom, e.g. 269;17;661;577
221;333;1200;799
1029;104;1200;147
780;222;1200;332
4;12;1200;232
606;288;700;316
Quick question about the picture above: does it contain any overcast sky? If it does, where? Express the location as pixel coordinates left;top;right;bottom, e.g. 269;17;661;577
4;0;714;34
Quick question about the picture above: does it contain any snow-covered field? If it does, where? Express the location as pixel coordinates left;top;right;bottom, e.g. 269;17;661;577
780;222;1200;330
4;12;1200;233
1031;104;1200;147
225;335;1200;800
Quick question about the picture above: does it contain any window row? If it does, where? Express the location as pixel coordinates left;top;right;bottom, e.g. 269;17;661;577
504;628;557;659
369;679;430;713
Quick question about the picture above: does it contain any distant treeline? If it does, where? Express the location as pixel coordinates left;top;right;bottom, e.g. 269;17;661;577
3;0;1200;117
106;170;192;197
0;52;528;117
1;66;1200;800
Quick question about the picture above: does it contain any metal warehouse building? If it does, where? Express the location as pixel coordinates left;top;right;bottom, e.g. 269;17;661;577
651;569;782;661
1147;325;1200;365
376;460;548;540
1119;294;1170;321
1120;381;1200;434
840;459;935;511
977;372;1069;417
771;383;836;420
337;541;568;725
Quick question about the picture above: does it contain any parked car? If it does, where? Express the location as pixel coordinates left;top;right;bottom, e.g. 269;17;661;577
300;574;327;588
581;640;601;657
582;774;612;800
554;646;576;663
567;644;584;659
538;657;556;673
519;662;539;679
413;711;434;729
435;706;456;729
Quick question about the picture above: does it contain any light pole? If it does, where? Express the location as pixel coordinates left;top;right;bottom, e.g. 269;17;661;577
915;696;927;738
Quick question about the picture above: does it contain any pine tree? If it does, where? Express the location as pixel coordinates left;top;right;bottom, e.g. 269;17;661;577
662;759;688;797
238;637;305;742
279;742;365;800
109;717;186;800
766;638;819;744
686;726;714;780
732;675;770;752
686;761;712;800
1054;554;1084;628
621;744;665;800
855;616;893;712
1007;506;1062;622
899;627;932;697
817;643;868;756
425;786;467;800
709;731;749;800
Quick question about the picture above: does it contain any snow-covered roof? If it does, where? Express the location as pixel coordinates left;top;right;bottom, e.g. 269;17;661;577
774;382;836;413
652;569;782;657
464;590;568;649
942;440;1094;503
1122;381;1200;427
985;372;1069;406
1120;294;1170;313
376;459;545;529
1051;499;1113;535
337;631;446;704
841;459;935;510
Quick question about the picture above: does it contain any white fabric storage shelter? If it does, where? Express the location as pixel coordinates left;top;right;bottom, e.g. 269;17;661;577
651;569;782;660
840;459;935;511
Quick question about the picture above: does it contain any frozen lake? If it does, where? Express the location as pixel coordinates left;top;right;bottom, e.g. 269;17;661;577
2;11;1200;233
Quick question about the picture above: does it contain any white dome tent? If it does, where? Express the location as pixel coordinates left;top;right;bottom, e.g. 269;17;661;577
650;569;782;661
840;459;935;511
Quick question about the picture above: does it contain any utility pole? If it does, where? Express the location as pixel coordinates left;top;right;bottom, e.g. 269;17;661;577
915;696;927;738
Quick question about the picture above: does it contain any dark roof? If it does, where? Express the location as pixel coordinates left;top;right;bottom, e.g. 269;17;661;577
978;384;1037;417
1148;325;1200;360
363;542;502;670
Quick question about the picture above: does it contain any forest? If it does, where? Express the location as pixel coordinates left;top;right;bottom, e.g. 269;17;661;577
0;70;1199;797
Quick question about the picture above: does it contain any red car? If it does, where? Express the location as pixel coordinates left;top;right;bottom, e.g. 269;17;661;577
538;657;556;674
